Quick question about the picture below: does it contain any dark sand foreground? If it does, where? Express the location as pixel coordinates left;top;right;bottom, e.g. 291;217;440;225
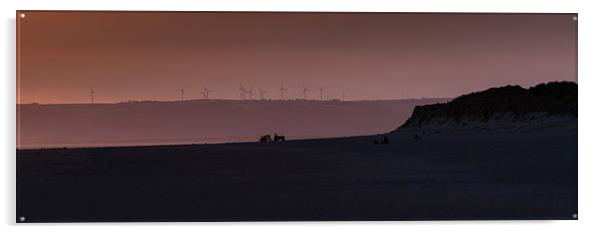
16;124;577;222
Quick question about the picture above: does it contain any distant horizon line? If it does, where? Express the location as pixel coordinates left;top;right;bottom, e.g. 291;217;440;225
16;81;576;105
16;97;452;105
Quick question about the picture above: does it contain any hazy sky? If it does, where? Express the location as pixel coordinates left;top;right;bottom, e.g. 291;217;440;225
17;12;577;104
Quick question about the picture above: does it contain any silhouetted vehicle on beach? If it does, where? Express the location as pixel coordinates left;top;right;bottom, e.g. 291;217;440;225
259;133;286;143
274;133;286;142
374;135;390;145
259;135;273;142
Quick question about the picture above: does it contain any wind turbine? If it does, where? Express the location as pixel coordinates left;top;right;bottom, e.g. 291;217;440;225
301;85;311;100
89;88;96;104
278;84;287;100
247;86;255;100
239;83;245;101
259;88;268;100
318;87;326;100
203;88;213;100
176;88;185;101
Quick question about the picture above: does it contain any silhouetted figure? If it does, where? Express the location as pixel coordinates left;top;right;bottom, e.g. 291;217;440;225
413;131;425;140
381;136;389;144
259;135;272;142
273;133;286;142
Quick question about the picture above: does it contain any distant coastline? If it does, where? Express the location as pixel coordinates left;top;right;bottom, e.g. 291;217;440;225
17;98;448;149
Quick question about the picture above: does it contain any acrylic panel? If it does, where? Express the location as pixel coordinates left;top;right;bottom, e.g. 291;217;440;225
16;11;578;222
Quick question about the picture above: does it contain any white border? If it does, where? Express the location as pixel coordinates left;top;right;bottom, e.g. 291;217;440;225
2;1;602;234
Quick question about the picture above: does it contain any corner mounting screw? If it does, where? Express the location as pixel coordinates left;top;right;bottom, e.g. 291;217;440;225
572;16;577;21
19;216;26;222
20;13;26;19
572;213;578;219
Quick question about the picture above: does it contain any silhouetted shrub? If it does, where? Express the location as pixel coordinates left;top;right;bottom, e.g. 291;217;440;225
400;81;577;128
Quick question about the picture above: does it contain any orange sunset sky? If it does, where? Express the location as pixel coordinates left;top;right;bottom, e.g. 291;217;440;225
17;12;577;104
